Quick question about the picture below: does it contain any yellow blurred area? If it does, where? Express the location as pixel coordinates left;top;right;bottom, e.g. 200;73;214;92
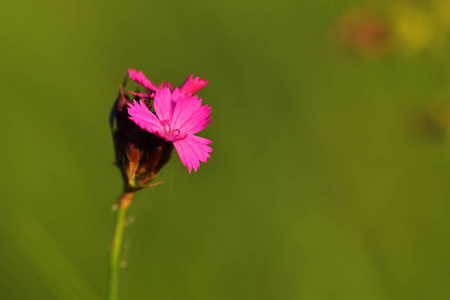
334;0;450;57
390;2;437;54
433;0;450;29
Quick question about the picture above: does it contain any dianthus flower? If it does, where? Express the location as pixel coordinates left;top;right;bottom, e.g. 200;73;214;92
127;87;212;173
108;71;213;300
128;69;208;98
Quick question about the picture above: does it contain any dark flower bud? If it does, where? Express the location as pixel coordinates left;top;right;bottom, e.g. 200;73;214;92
110;81;173;192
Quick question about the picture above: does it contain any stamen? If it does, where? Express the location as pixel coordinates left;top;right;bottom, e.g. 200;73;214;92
161;120;171;135
160;120;185;141
172;129;180;137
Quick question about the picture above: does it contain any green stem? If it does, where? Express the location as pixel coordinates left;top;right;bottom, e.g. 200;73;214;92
107;192;134;300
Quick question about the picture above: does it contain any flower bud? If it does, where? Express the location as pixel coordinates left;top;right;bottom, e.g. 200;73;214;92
110;82;173;192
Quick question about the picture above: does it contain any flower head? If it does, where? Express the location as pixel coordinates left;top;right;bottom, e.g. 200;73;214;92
128;87;212;173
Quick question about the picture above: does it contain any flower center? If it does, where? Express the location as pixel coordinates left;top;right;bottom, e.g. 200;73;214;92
160;120;184;140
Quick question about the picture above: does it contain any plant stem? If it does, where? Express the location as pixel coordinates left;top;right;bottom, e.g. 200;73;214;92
107;192;134;300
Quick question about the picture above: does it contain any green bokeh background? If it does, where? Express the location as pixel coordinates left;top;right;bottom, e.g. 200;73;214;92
1;0;450;299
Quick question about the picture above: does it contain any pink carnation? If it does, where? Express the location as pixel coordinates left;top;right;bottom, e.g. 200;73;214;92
128;69;207;99
127;87;212;173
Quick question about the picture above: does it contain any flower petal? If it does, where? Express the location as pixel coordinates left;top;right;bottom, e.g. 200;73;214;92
180;74;208;95
181;104;212;135
127;100;163;134
128;69;159;92
153;87;175;121
171;93;211;135
173;135;212;173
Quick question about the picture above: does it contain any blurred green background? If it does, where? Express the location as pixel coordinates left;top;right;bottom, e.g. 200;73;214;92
2;0;450;299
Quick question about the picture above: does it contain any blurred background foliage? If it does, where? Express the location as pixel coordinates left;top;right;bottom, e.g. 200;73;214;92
1;0;450;299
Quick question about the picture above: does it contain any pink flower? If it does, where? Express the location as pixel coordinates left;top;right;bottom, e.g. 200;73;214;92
127;87;212;173
128;69;207;98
